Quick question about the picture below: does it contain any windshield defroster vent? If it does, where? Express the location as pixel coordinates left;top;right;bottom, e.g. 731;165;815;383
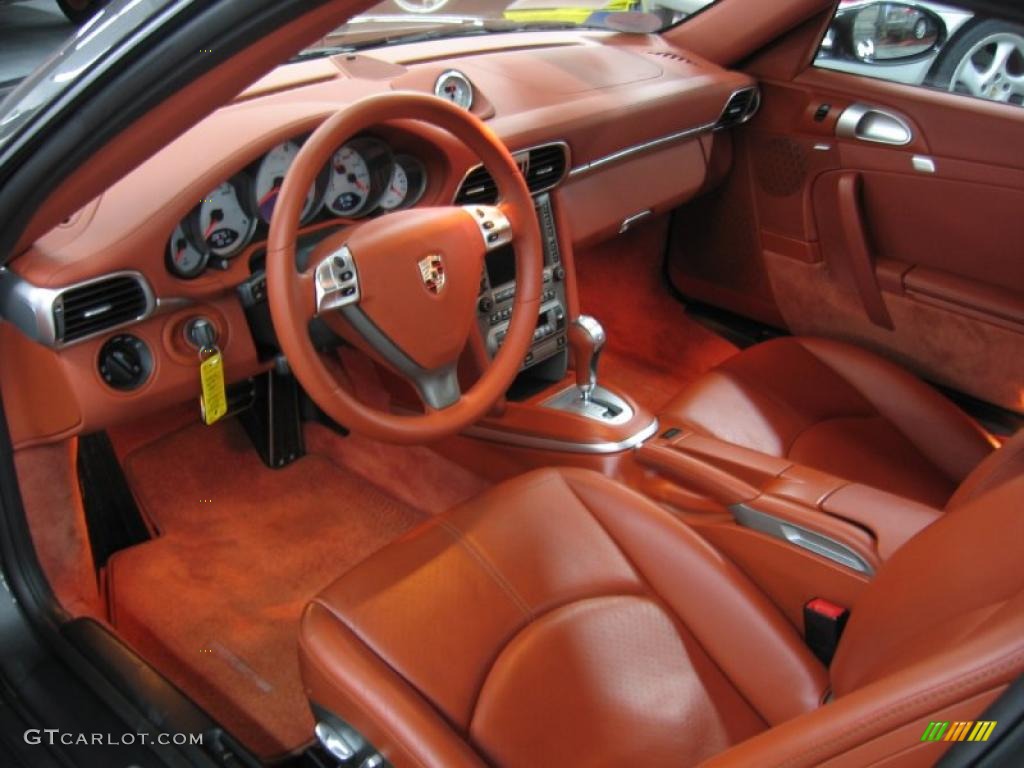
455;142;569;205
56;273;152;344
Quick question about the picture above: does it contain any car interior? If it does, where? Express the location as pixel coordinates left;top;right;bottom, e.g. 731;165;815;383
1;0;1023;766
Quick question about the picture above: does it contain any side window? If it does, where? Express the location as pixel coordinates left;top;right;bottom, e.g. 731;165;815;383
815;1;1024;107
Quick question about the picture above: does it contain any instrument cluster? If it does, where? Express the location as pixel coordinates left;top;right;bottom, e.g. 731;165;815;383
165;134;428;278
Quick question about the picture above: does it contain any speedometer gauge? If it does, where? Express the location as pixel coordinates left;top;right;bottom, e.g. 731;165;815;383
191;180;257;259
166;223;209;279
253;140;324;225
378;155;427;212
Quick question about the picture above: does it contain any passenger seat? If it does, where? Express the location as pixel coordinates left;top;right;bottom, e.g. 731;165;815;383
659;336;1020;510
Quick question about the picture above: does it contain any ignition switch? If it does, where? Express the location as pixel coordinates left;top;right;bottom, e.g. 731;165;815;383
185;317;218;350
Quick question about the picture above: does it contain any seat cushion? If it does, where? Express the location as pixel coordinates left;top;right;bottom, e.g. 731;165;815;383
660;337;995;508
299;468;826;768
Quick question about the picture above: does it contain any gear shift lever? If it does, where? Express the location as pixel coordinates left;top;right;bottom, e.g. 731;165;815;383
568;315;606;403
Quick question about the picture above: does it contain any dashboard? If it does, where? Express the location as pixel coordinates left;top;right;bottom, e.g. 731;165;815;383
0;29;756;448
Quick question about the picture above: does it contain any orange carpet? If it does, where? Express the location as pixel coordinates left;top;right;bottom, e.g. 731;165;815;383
574;216;738;412
107;419;434;760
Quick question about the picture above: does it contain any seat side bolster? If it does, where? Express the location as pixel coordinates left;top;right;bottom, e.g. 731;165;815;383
948;430;1024;510
797;338;995;484
559;468;828;726
299;602;487;768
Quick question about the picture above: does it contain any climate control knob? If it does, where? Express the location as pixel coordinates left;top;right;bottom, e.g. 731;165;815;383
478;296;494;314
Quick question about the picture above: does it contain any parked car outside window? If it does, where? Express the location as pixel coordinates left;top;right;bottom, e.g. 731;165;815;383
816;0;1024;106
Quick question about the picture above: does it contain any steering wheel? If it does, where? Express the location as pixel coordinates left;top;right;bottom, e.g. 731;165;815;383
266;93;543;444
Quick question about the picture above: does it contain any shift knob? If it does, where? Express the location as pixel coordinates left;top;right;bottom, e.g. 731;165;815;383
568;315;606;402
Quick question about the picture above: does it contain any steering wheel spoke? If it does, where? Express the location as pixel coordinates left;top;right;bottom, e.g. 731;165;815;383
413;365;462;410
312;244;361;315
463;204;513;252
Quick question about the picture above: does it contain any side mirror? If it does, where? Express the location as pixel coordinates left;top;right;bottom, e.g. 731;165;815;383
823;2;945;63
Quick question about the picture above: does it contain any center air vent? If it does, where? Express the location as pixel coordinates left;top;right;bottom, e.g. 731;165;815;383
455;143;569;205
716;87;761;129
55;273;152;344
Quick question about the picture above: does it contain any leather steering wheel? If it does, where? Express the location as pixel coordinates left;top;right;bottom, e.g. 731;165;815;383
266;93;543;444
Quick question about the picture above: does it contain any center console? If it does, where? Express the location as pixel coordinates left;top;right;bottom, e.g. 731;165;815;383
463;191;658;455
475;193;568;378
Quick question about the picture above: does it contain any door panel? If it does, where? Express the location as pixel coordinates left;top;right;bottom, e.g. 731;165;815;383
669;56;1024;412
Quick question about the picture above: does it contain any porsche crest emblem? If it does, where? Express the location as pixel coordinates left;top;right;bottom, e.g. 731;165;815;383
418;254;446;295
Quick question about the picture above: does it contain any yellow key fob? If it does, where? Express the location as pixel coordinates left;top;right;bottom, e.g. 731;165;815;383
199;351;227;426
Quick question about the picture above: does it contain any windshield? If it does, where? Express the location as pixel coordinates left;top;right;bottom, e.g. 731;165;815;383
0;0;716;159
299;0;718;56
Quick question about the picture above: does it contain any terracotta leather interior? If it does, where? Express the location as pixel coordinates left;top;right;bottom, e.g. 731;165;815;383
660;336;997;508
300;466;1024;767
3;0;1022;763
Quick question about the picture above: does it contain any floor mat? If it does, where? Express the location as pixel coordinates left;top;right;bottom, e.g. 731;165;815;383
109;420;426;759
304;422;489;515
574;216;737;411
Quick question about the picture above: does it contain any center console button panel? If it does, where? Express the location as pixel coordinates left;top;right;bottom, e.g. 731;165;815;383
476;194;567;372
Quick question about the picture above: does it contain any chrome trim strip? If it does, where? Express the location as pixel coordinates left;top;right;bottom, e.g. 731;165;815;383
453;140;571;203
567;85;760;179
731;504;875;576
0;267;156;348
568;122;715;178
463;418;659;455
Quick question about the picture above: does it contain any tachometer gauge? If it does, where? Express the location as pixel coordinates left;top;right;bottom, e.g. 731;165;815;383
166;223;209;279
191;180;257;259
378;155;427;212
252;140;325;225
324;137;392;218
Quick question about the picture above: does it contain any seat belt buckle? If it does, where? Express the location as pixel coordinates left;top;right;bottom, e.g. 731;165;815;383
804;597;849;666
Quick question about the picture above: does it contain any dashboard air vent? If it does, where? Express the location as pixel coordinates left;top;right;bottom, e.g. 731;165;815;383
56;274;151;344
716;87;760;129
455;143;568;204
522;144;567;194
455;164;499;205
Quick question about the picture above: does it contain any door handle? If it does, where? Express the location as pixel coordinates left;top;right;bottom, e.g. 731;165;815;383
836;104;913;146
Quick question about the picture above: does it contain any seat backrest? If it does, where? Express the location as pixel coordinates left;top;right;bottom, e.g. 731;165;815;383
707;472;1024;767
947;429;1024;511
